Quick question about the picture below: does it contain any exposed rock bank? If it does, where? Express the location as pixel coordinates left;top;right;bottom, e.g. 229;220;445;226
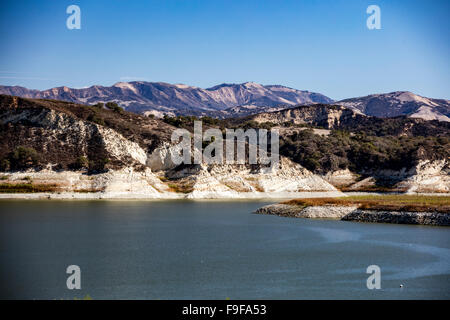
0;166;344;199
255;203;450;226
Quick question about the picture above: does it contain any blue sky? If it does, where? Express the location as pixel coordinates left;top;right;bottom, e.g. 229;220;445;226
0;0;448;100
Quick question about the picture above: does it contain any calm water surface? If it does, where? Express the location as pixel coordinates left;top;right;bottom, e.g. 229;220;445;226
0;200;449;299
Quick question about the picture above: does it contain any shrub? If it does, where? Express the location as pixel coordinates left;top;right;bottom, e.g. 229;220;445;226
93;102;104;108
105;102;124;113
0;159;10;171
200;116;220;126
87;114;105;126
88;158;110;173
163;115;183;127
71;156;89;170
10;146;40;170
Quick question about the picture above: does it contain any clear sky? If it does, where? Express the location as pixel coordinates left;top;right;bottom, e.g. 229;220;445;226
0;0;448;100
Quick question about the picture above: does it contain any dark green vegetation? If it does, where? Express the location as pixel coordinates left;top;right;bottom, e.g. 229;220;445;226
0;146;40;171
332;115;450;137
105;102;124;113
162;114;277;131
0;183;58;193
279;129;449;174
284;195;450;214
162;115;224;130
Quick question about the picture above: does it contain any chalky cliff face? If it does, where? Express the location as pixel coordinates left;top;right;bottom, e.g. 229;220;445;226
0;95;339;199
249;104;365;129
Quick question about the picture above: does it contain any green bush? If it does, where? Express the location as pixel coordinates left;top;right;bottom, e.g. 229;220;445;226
72;156;89;170
88;158;110;173
93;102;104;108
87;114;105;126
162;115;184;127
105;102;124;113
0;159;10;171
10;146;40;170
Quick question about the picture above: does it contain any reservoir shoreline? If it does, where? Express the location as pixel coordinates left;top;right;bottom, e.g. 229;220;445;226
0;190;347;200
0;191;448;201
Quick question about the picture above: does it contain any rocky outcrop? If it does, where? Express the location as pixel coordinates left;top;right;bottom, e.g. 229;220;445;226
97;125;147;165
249;104;364;129
342;209;450;226
146;142;183;171
255;204;450;226
322;169;359;188
156;157;340;198
333;160;450;193
0;168;171;197
397;160;450;193
0;106;148;168
256;204;357;219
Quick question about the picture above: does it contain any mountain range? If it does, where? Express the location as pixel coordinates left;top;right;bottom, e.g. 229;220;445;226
0;82;448;121
0;82;332;118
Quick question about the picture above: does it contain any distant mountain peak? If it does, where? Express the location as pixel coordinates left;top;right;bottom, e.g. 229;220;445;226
243;81;263;87
337;91;450;121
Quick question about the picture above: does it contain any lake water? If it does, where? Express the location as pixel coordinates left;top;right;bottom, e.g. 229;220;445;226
0;200;449;299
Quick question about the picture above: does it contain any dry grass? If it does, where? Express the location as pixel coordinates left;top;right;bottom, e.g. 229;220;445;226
339;186;409;192
167;182;194;194
73;188;105;193
283;195;450;213
223;182;251;192
0;183;59;193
